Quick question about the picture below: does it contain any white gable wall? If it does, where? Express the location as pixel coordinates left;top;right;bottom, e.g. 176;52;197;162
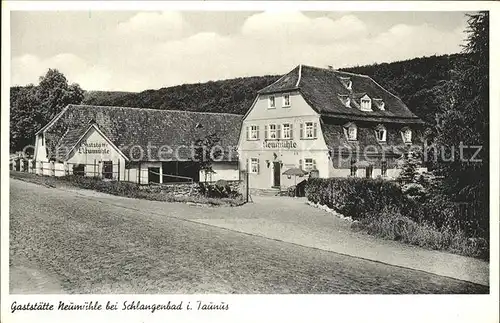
238;91;330;189
66;126;127;179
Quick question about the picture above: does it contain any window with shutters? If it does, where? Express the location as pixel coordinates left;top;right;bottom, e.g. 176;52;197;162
249;125;259;140
268;96;276;109
402;128;412;143
283;93;291;107
304;158;316;171
282;123;291;139
300;122;317;139
305;122;314;139
375;124;386;142
345;123;357;141
268;124;277;139
250;158;259;174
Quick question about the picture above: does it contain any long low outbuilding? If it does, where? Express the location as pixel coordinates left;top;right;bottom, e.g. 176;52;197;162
33;105;243;184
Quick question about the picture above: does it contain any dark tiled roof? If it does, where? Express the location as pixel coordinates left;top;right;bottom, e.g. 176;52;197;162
257;66;300;94
45;105;243;162
55;125;89;158
321;121;422;158
259;65;423;124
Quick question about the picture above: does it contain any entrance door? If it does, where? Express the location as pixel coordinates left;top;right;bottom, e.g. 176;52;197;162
365;165;373;178
102;161;113;179
148;167;160;183
273;162;281;188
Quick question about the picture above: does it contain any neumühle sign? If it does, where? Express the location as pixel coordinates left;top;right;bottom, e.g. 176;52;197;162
78;142;110;155
262;140;297;149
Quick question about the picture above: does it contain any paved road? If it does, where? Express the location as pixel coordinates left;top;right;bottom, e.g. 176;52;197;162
9;179;488;294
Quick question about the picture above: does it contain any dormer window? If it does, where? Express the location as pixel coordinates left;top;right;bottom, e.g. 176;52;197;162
375;124;387;142
283;94;291;107
268;95;276;109
373;98;385;111
338;94;351;108
402;128;412;143
344;122;358;141
339;77;352;90
360;95;372;111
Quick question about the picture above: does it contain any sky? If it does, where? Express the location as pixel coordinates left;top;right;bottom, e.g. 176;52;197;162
11;11;472;92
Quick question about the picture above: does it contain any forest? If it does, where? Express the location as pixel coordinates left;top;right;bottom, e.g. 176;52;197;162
80;53;466;127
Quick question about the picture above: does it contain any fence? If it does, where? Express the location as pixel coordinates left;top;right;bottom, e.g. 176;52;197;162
10;159;124;181
10;159;199;186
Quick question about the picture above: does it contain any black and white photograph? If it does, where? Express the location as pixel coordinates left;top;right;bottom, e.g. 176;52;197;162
1;1;499;323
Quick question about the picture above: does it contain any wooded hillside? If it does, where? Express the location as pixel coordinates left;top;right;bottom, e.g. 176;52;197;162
81;53;467;126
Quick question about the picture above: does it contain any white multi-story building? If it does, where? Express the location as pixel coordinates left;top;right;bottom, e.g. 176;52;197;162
238;65;425;189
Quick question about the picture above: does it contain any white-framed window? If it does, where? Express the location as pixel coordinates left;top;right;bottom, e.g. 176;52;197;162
300;122;317;139
250;158;259;174
247;125;259;140
283;93;291;107
305;122;314;138
378;101;385;111
304;158;316;171
375;125;387;142
339;77;352;90
360;95;372;111
268;124;277;139
345;123;357;141
402;128;412;143
282;123;292;139
268;95;276;109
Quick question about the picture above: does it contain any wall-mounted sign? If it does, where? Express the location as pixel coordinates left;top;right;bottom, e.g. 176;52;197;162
263;140;298;149
78;141;110;155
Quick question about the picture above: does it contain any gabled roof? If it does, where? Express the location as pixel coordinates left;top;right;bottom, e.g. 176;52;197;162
43;105;243;162
258;65;423;124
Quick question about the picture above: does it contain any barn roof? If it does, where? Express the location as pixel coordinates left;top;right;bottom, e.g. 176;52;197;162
43;104;243;162
258;65;423;124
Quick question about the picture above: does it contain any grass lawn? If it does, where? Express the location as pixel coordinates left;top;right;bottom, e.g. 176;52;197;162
10;171;245;207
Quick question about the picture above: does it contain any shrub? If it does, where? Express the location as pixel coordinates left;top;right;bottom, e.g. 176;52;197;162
305;177;410;220
197;181;242;199
359;207;489;260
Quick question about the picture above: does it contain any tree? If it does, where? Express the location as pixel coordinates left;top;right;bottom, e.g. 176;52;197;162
434;12;488;197
432;12;489;232
193;133;222;182
10;69;84;153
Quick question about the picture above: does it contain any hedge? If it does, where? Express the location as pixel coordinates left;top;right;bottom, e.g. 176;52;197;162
305;177;413;221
